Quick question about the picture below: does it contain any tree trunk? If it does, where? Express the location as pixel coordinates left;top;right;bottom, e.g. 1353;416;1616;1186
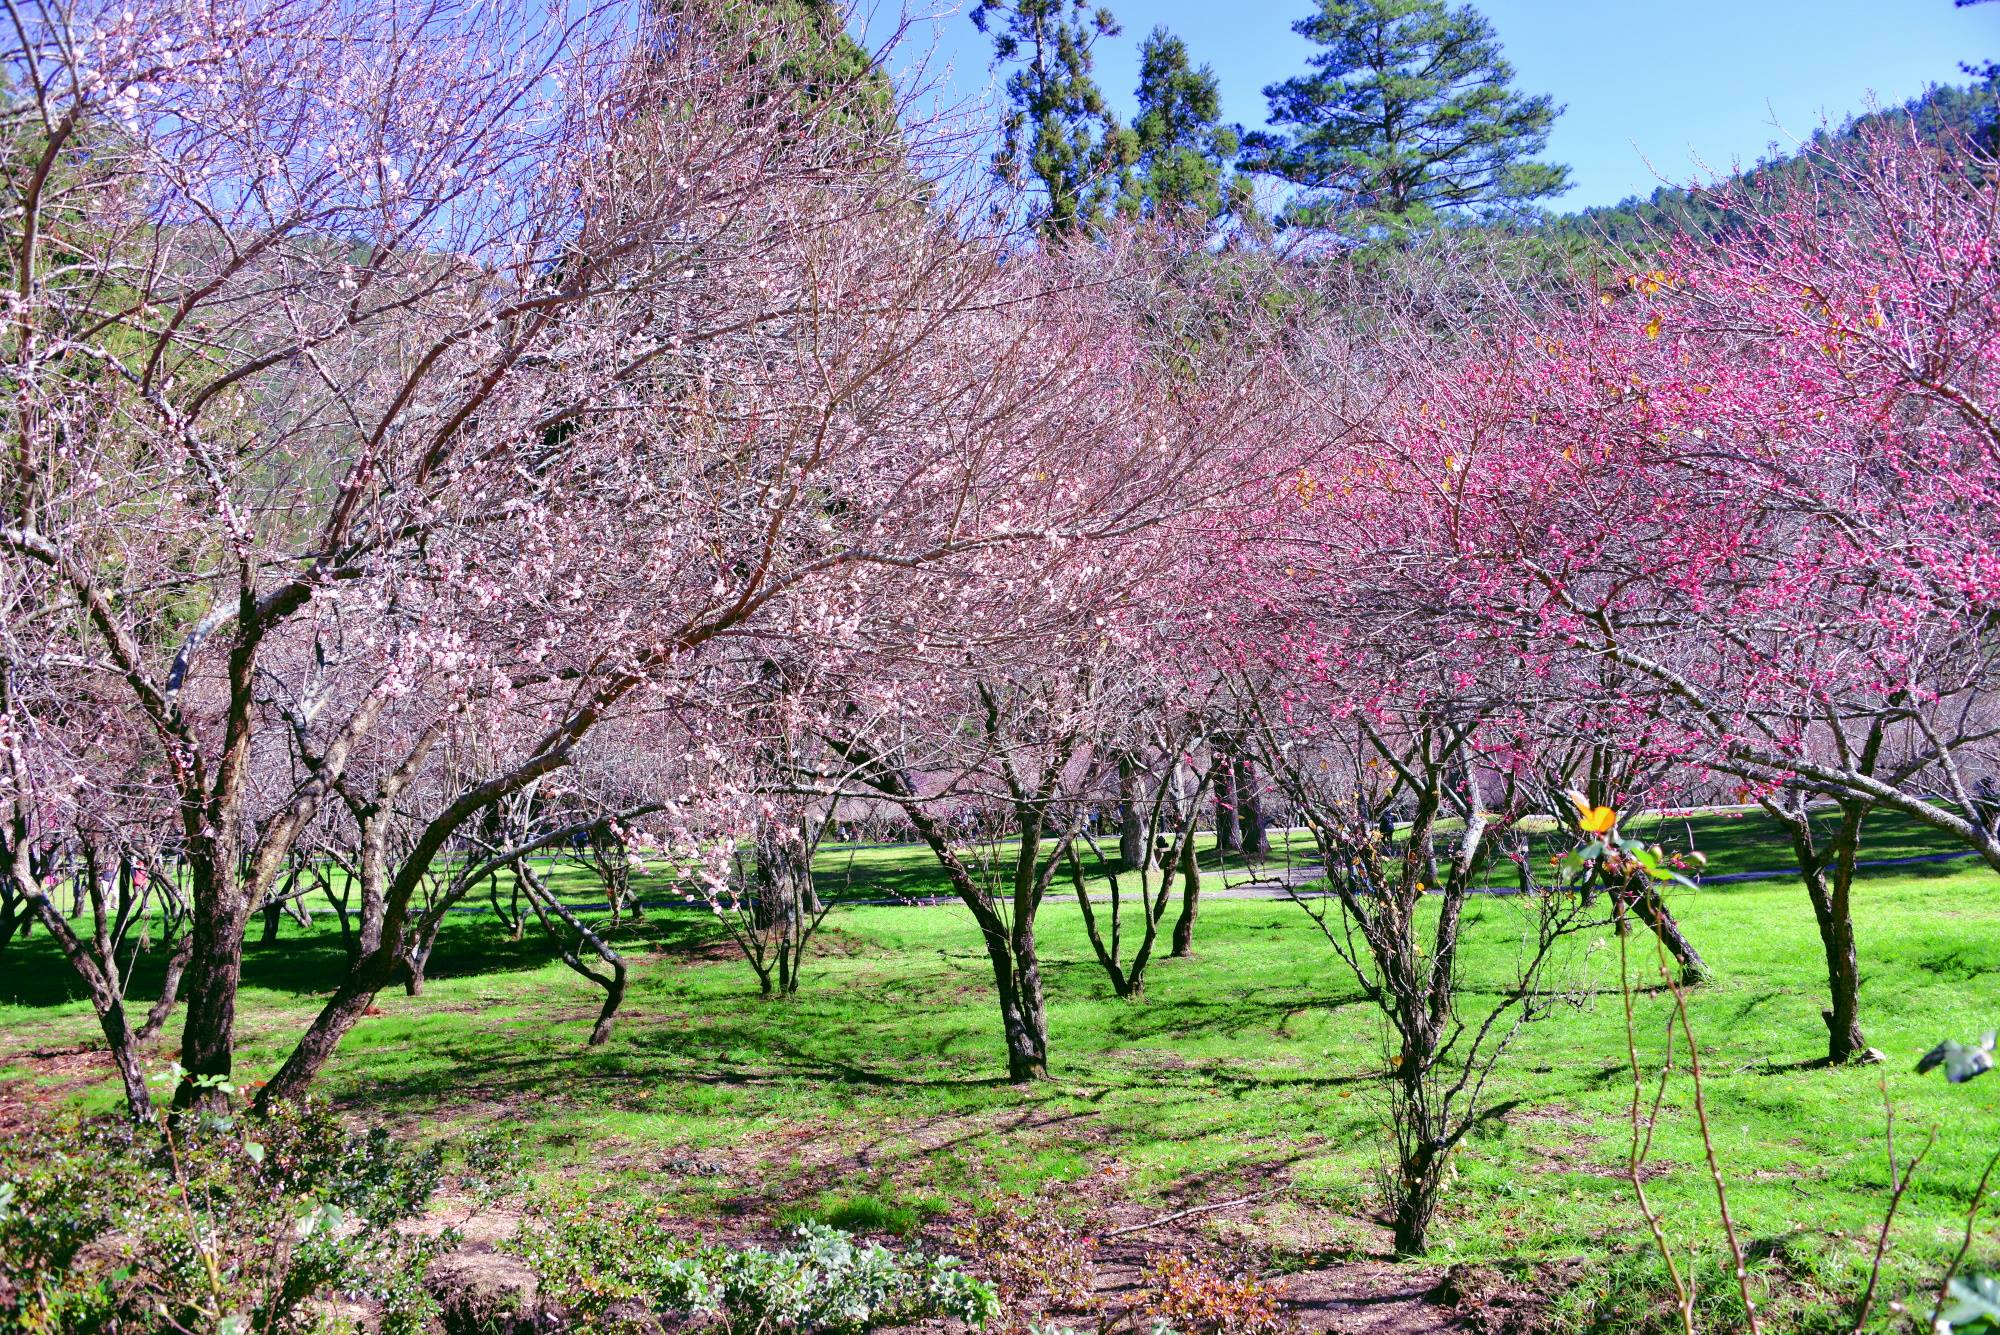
519;860;628;1045
1170;826;1201;958
753;820;805;932
972;917;1047;1081
1010;916;1050;1080
1213;749;1241;855
26;893;153;1122
257;902;282;947
1235;755;1270;861
1118;755;1148;871
255;949;400;1111
1391;1129;1441;1257
1774;798;1870;1064
0;895;24;957
357;872;386;957
829;733;1053;1084
135;932;193;1043
589;968;627;1044
1619;880;1709;986
1070;845;1138;998
1818;905;1866;1063
175;847;250;1110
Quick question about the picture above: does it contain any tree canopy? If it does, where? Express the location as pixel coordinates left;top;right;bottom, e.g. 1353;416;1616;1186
1242;0;1569;235
1122;25;1247;227
973;0;1136;239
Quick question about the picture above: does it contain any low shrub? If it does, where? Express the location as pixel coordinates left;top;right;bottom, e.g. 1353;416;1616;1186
513;1199;998;1332
954;1200;1100;1318
0;1096;445;1334
1140;1255;1283;1335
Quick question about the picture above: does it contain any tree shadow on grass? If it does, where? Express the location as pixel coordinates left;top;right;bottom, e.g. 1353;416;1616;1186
1206;1065;1376;1097
1746;1053;1840;1075
321;1015;1024;1114
0;908;732;1011
1092;988;1366;1045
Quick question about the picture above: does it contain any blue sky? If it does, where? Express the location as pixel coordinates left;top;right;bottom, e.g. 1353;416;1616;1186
862;0;2000;210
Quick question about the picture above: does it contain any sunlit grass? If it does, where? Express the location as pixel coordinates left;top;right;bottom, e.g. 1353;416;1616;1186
3;808;1996;1328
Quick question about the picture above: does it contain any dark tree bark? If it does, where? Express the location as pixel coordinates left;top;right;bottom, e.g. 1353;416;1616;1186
1071;764;1208;998
2;831;153;1122
1170;819;1201;958
252;782;654;1112
518;860;627;1044
1234;753;1270;861
825;720;1063;1083
489;876;527;941
1615;879;1710;986
722;813;825;997
1213;743;1242;854
1767;794;1871;1064
0;881;27;957
174;842;254;1110
35;894;153;1122
1117;754;1148;871
135;932;193;1043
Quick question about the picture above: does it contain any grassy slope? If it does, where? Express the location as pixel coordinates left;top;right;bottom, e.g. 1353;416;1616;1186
3;811;1998;1326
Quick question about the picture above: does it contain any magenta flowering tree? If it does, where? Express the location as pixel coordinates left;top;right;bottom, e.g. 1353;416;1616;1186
1370;123;2000;1065
1174;342;1596;1255
1211;557;1605;1257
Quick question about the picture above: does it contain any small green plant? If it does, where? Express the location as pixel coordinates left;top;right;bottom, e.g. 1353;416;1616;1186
0;1098;445;1334
782;1190;938;1238
513;1200;997;1332
255;1095;446;1223
456;1123;529;1197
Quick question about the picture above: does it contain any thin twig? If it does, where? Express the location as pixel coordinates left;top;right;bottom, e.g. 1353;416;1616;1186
1651;892;1763;1335
1097;1188;1288;1239
1931;1143;2000;1330
1851;1075;1934;1335
1622;915;1695;1335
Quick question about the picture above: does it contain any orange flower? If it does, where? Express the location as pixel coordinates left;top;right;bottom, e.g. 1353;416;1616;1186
1578;804;1618;835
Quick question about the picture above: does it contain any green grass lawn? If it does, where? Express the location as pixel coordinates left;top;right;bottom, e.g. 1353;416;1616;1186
4;812;1998;1331
809;802;1978;899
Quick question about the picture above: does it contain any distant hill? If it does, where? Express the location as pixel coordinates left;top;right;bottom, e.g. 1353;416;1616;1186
1546;81;1996;249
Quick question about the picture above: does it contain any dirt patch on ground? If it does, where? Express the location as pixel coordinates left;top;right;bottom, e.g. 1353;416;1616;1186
0;1044;113;1140
487;1141;1537;1334
518;1111;1584;1333
683;1105;1110;1205
1066;1181;1471;1334
1435;1262;1590;1335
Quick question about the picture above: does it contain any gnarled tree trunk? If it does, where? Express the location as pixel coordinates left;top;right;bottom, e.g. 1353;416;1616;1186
1767;794;1871;1064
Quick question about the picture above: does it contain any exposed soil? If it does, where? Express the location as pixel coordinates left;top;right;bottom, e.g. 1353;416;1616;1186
416;1186;1504;1335
0;1043;113;1141
0;1050;1569;1334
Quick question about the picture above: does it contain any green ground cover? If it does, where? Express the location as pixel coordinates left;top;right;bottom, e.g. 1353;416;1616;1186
3;809;1997;1330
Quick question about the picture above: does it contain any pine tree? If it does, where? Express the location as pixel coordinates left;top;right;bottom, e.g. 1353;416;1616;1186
973;0;1136;239
654;0;900;152
1124;26;1248;227
1242;0;1568;235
